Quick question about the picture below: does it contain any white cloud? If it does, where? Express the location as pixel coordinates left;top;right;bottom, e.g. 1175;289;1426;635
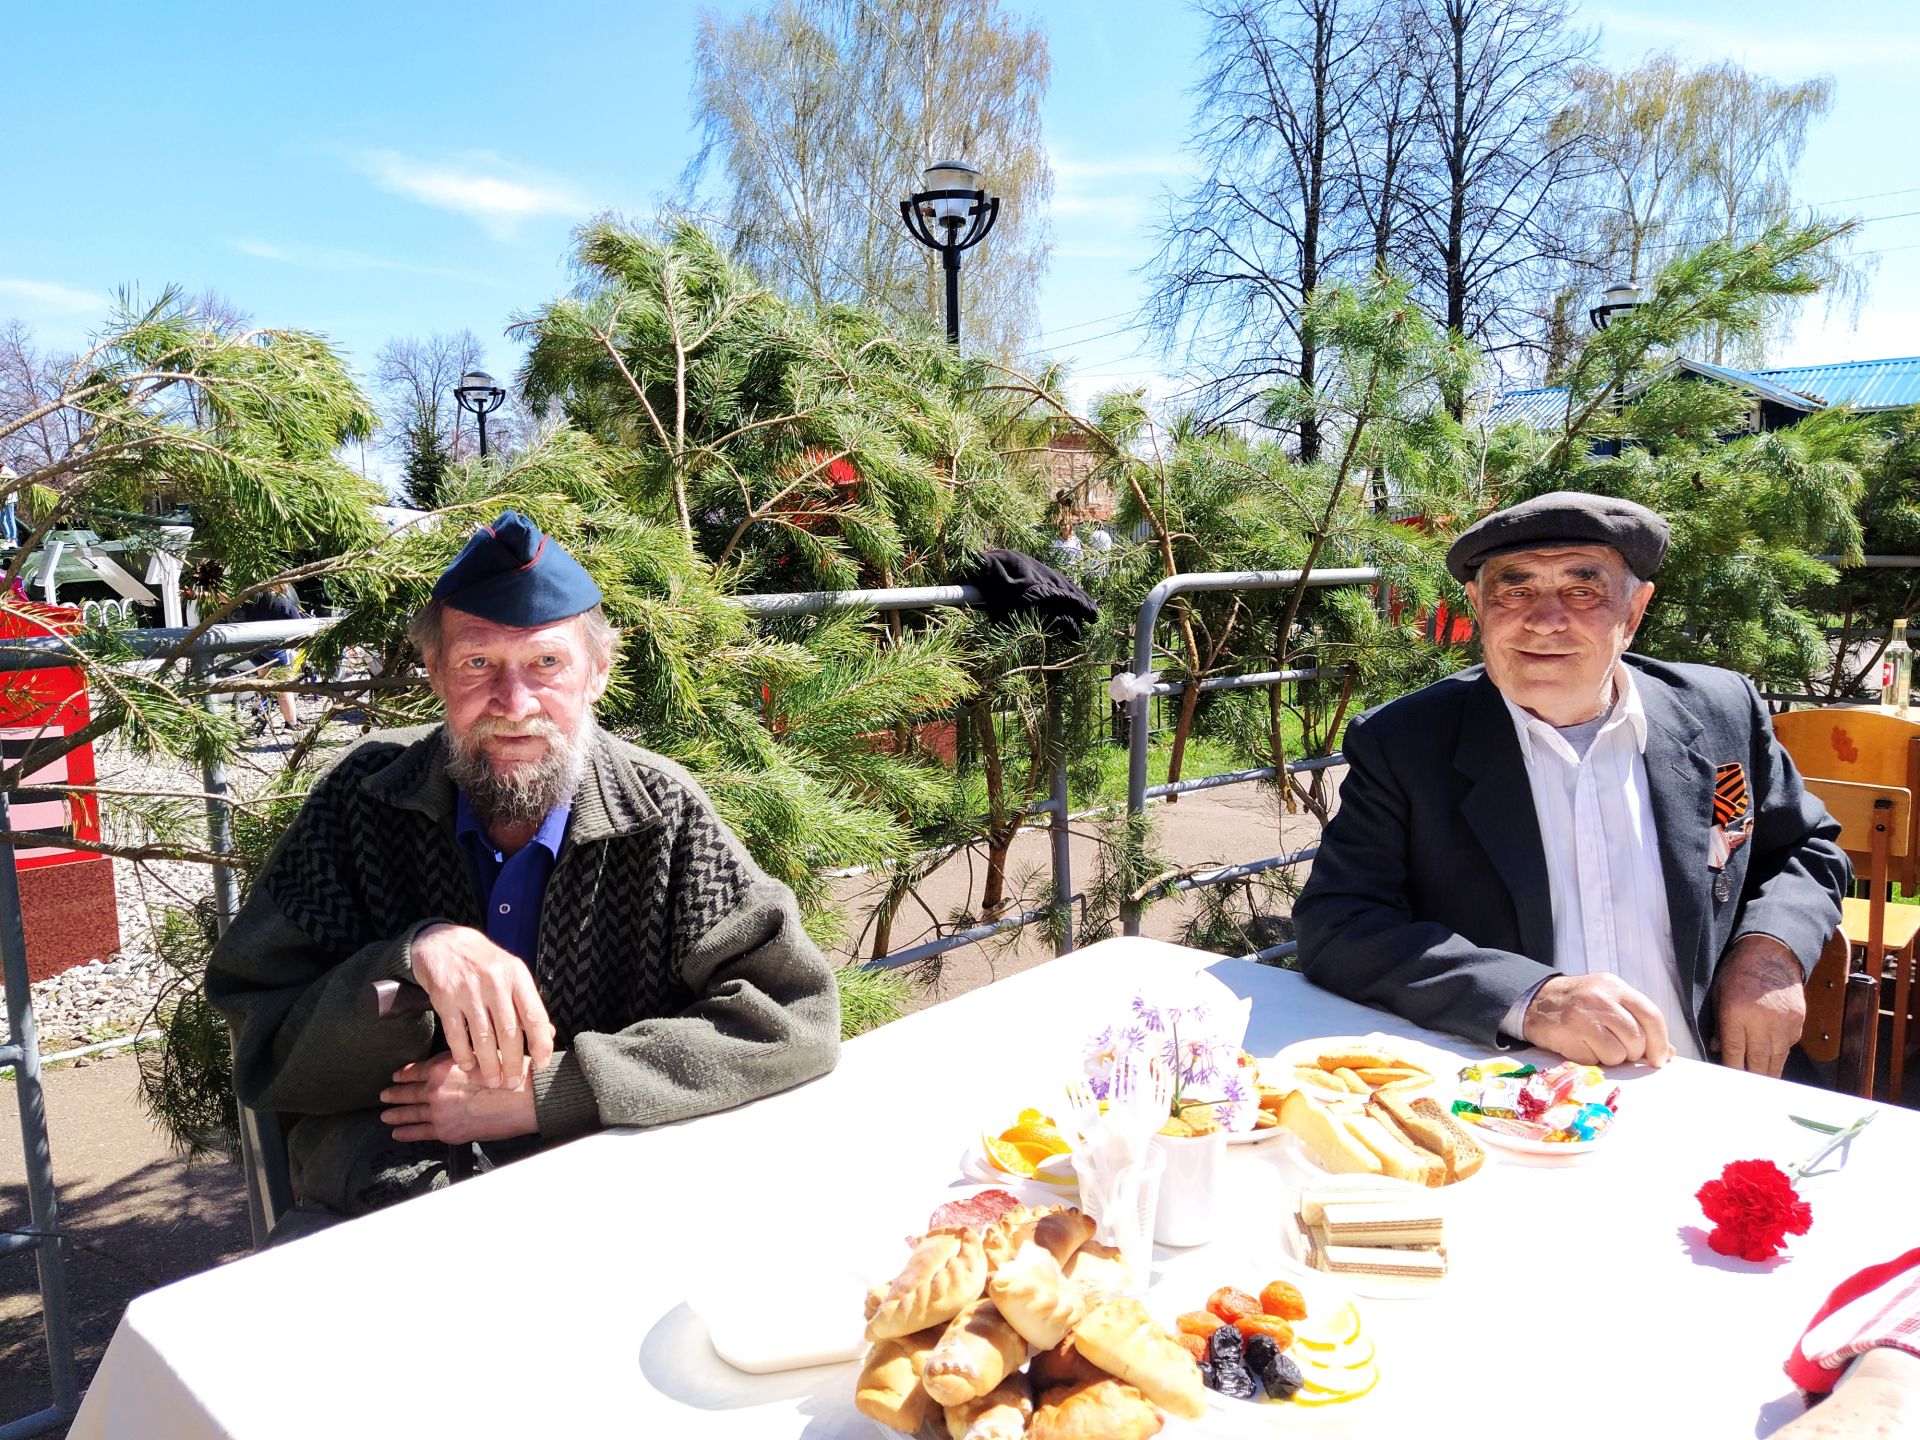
0;278;108;317
224;237;506;289
353;149;590;238
1591;9;1920;72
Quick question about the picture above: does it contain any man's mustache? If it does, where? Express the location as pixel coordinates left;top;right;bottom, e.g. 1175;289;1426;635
468;716;563;743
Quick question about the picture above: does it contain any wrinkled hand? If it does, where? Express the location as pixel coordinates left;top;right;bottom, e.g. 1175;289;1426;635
1522;972;1676;1068
1713;935;1806;1078
408;923;554;1089
380;1052;539;1144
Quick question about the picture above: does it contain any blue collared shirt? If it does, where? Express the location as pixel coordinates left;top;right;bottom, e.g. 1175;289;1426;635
453;793;572;966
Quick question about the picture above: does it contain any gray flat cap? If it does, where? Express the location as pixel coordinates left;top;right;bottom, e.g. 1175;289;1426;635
1446;491;1669;583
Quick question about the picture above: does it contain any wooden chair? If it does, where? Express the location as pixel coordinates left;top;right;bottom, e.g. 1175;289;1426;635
1798;775;1917;1098
1776;708;1920;1098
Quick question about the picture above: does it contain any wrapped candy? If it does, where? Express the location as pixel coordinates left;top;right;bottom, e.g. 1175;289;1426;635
1566;1103;1614;1142
1478;1076;1528;1119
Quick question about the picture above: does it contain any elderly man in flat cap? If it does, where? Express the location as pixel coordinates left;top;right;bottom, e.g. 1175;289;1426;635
1295;491;1847;1075
208;511;840;1225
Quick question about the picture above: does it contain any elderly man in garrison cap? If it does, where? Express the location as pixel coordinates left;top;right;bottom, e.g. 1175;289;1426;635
1295;492;1846;1076
208;511;840;1224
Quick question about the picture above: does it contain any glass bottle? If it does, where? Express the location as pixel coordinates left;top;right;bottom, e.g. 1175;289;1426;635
1885;618;1913;714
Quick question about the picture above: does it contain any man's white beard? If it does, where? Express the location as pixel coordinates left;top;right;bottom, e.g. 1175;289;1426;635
446;714;589;830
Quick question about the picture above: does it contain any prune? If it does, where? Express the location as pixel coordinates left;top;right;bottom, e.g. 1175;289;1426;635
1241;1334;1280;1373
1207;1325;1245;1367
1214;1361;1261;1401
1260;1352;1306;1400
1198;1361;1217;1390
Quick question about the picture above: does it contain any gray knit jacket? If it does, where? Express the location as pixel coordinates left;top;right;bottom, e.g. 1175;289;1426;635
207;724;840;1141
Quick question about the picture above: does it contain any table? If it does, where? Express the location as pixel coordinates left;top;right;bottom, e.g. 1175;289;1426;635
71;938;1913;1439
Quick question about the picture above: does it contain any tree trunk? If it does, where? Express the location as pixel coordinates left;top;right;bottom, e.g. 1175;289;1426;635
973;700;1019;919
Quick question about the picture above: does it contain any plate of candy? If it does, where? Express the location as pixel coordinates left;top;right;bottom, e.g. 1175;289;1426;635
1450;1057;1620;1155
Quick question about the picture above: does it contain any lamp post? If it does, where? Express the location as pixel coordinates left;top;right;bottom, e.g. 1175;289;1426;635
453;369;507;458
1589;280;1645;332
899;160;1000;345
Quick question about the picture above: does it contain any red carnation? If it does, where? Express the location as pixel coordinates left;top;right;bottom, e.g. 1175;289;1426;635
1695;1159;1813;1261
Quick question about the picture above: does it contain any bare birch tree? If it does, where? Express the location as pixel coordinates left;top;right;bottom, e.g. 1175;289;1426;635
686;0;1053;358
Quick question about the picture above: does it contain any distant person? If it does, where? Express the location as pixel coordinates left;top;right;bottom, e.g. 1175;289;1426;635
207;512;839;1229
234;583;302;727
1051;516;1084;565
1294;491;1847;1076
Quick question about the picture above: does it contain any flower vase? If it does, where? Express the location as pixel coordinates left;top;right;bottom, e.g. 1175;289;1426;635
1152;1128;1226;1247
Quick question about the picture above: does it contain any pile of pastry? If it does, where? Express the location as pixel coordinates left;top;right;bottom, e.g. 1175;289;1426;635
1269;1047;1485;1188
857;1195;1206;1439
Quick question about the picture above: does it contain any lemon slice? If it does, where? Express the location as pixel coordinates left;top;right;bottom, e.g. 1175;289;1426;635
1292;1358;1380;1405
982;1135;1037;1177
1320;1334;1376;1370
1292;1301;1363;1349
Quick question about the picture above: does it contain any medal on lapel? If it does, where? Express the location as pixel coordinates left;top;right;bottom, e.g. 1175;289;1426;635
1709;760;1751;901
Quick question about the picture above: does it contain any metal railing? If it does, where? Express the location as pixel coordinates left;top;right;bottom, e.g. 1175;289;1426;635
1119;567;1382;940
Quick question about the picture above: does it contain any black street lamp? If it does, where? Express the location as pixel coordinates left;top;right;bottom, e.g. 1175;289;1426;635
899;160;1000;345
1589;280;1645;332
453;368;507;458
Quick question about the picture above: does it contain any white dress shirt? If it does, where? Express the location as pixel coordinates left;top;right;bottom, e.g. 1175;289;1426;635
1495;667;1703;1060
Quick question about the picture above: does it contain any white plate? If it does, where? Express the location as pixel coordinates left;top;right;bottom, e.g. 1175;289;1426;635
1263;1032;1464;1096
1148;1242;1380;1422
1449;1059;1615;1156
1450;1109;1604;1157
689;1261;871;1374
957;1137;1080;1194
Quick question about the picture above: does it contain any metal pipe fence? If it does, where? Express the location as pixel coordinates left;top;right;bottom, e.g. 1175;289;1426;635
1120;567;1380;935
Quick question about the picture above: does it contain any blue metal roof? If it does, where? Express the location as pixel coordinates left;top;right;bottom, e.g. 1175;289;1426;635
1484;353;1920;429
1484;386;1571;429
1754;356;1920;412
1669;357;1820;411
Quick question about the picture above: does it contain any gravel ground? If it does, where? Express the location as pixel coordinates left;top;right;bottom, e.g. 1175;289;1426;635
4;717;353;1057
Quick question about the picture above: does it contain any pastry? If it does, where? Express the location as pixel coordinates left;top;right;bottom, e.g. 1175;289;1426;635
856;1326;944;1434
1060;1238;1132;1298
987;1239;1091;1349
1318;1199;1445;1246
867;1226;989;1341
921;1297;1030;1407
1345;1112;1447;1187
943;1373;1033;1440
1278;1089;1383;1174
1069;1297;1208;1421
1028;1335;1108;1392
981;1205;1043;1272
1369;1089;1486;1181
1030;1207;1095;1265
1317;1045;1407;1071
1029;1378;1164;1440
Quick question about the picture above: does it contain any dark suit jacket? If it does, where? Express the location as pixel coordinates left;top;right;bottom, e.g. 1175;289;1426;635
1293;655;1848;1052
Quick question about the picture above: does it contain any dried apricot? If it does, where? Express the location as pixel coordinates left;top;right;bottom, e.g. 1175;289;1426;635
1177;1310;1228;1336
1177;1333;1208;1364
1259;1280;1307;1320
1206;1286;1263;1323
1235;1313;1295;1346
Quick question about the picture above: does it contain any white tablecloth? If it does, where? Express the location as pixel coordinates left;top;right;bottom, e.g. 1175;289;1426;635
71;938;1913;1439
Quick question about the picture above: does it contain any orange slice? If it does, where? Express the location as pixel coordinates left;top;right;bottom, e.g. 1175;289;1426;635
999;1121;1070;1155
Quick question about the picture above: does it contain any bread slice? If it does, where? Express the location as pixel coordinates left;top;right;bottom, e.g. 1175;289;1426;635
1344;1113;1447;1188
1369;1090;1486;1182
1316;1046;1406;1071
1278;1090;1383;1175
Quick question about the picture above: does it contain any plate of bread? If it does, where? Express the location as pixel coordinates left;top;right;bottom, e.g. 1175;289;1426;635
854;1193;1205;1439
1263;1040;1488;1192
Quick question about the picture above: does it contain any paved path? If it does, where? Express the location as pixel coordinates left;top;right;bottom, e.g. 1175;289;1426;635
0;1054;250;1428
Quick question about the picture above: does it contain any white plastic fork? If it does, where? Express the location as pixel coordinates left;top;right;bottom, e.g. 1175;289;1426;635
1062;1077;1103;1150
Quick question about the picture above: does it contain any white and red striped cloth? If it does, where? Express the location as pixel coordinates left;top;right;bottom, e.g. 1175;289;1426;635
1786;1248;1920;1394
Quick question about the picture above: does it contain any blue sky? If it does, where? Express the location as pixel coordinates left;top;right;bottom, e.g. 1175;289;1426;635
5;0;1916;463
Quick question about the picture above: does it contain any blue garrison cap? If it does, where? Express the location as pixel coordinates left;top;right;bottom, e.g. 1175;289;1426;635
432;510;602;626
